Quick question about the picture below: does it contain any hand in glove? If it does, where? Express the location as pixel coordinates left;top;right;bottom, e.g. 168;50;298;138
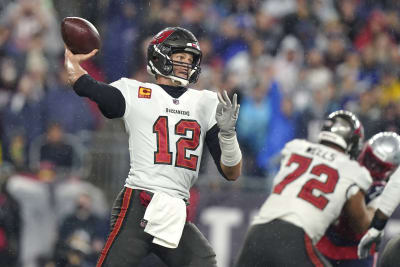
357;228;383;259
216;90;240;138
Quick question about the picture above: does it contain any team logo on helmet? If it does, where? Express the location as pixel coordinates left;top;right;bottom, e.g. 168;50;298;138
150;29;174;45
358;132;400;181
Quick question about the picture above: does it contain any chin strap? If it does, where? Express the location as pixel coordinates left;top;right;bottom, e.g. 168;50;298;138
147;64;190;86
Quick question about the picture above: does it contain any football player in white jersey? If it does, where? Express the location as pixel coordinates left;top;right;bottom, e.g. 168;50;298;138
318;132;400;267
235;110;375;267
63;27;242;267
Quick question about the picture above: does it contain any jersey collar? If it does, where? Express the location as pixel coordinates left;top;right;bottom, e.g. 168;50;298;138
158;84;187;98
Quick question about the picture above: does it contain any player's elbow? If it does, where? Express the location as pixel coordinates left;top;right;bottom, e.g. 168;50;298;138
226;173;240;181
221;160;242;181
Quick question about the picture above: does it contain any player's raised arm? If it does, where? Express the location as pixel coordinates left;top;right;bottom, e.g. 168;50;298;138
358;166;400;259
64;47;126;119
64;47;97;84
215;90;242;180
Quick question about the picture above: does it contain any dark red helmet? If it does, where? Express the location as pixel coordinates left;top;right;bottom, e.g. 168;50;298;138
358;132;400;181
147;27;202;86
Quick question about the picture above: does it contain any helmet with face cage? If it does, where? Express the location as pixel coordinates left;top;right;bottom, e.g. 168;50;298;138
147;27;202;86
358;132;400;181
318;110;364;159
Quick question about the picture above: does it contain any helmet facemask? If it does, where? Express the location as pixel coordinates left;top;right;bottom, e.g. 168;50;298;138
147;27;202;86
358;132;400;181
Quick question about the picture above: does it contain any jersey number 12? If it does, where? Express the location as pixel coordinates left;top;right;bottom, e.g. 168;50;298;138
153;116;201;171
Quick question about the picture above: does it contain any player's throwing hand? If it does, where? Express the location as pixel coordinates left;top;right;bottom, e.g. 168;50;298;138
64;47;98;85
216;90;240;138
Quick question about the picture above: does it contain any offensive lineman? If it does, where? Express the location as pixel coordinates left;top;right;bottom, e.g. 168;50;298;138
317;132;400;267
63;27;242;267
235;110;374;267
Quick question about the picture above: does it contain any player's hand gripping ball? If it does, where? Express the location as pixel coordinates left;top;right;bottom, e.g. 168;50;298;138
61;17;101;54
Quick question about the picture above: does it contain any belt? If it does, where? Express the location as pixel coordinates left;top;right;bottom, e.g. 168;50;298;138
138;190;190;207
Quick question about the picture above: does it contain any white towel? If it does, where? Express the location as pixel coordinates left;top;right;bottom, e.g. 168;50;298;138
143;192;187;248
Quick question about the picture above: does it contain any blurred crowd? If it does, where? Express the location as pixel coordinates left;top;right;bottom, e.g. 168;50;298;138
1;0;400;266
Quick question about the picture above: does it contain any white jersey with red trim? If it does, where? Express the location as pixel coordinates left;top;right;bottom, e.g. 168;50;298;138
252;139;372;244
111;78;218;199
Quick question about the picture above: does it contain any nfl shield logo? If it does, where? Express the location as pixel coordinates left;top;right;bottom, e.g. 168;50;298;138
173;99;179;105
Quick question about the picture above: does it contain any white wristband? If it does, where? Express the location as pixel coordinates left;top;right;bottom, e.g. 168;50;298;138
377;169;400;217
218;133;242;167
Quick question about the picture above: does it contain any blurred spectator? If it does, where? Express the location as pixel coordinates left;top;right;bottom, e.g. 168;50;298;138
102;1;140;81
0;163;21;267
379;65;400;107
253;10;282;55
281;0;320;50
54;176;108;224
257;96;297;177
227;38;272;92
6;131;27;170
386;10;400;43
180;1;207;39
324;34;347;71
273;35;303;96
7;163;58;267
214;16;249;63
357;87;381;139
236;80;281;176
336;50;361;84
0;0;62;56
1;73;44;166
304;48;332;91
53;0;100;28
29;122;90;178
358;44;380;89
261;0;296;18
334;0;364;42
376;103;400;134
41;68;96;135
39;123;75;169
0;56;18;102
54;193;107;267
296;83;338;140
311;0;338;23
354;10;387;51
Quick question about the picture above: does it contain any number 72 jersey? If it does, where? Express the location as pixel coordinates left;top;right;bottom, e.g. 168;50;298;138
252;139;372;244
111;78;219;200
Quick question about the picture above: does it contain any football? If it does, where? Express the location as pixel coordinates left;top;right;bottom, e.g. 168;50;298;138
61;17;101;54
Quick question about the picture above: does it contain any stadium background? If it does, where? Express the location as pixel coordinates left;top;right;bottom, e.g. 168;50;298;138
1;0;400;266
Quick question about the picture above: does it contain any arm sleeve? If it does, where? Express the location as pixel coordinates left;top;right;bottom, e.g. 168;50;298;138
377;167;400;217
73;74;126;119
206;124;227;179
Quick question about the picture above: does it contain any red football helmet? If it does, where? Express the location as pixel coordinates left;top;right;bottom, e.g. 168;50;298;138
358;132;400;181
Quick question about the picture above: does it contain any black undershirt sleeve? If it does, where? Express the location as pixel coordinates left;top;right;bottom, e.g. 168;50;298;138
205;124;228;179
73;74;126;119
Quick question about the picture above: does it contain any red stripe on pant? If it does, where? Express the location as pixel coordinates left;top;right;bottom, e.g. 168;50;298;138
97;188;133;267
304;234;324;267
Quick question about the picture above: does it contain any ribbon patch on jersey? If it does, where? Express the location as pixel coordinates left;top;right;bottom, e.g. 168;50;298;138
138;87;152;98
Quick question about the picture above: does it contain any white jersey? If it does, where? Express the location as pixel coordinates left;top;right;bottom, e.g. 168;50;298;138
111;78;218;199
253;139;372;244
